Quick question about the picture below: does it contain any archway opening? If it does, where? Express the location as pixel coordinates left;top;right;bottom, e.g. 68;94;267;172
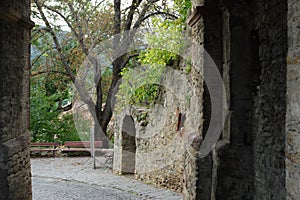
121;115;137;174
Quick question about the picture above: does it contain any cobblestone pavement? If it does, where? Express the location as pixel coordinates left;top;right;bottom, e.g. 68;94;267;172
31;157;183;200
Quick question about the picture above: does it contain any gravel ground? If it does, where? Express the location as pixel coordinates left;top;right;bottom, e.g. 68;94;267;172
31;157;183;200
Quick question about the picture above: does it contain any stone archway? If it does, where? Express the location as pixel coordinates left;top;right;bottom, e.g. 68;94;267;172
121;115;137;174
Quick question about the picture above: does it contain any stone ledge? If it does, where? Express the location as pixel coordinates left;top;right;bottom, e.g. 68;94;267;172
187;4;217;27
0;8;34;29
187;6;205;27
1;131;30;158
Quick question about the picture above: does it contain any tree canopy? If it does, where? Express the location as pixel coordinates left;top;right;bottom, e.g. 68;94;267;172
30;0;191;143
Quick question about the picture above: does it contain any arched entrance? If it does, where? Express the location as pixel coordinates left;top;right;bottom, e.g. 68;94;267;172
121;115;136;174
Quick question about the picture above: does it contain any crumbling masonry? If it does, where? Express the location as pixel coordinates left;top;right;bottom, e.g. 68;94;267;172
0;0;33;199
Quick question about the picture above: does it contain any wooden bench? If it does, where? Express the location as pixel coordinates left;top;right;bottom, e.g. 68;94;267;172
30;142;59;157
61;141;103;156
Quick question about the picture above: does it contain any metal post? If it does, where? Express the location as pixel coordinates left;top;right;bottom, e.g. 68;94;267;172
90;127;96;169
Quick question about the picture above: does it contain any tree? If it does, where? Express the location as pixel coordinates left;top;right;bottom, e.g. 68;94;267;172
30;75;80;143
32;0;179;146
116;0;192;111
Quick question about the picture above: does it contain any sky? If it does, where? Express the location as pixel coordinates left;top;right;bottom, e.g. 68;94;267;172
32;0;174;31
32;0;135;31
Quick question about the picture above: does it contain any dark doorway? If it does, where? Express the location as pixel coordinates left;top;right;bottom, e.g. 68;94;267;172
121;115;137;174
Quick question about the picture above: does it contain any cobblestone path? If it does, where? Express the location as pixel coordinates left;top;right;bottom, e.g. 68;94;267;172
31;157;183;200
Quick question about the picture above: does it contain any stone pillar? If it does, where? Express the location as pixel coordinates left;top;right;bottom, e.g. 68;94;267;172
188;0;288;199
254;0;287;199
185;3;206;200
286;0;300;199
0;0;34;199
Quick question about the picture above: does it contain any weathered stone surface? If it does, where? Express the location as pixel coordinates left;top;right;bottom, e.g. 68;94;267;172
183;6;205;200
0;0;33;199
254;1;287;199
186;0;288;199
113;67;191;193
115;1;289;199
286;1;300;199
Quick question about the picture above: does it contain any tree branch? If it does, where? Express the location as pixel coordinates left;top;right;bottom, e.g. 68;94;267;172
34;0;75;82
113;0;121;52
141;11;179;22
67;2;89;55
31;47;54;67
84;0;106;49
124;0;143;31
34;0;95;116
43;5;82;46
133;0;160;29
116;0;157;56
121;53;140;69
31;70;69;77
86;0;106;22
113;0;121;34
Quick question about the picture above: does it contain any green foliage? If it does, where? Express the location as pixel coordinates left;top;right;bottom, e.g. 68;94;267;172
116;65;164;111
174;0;192;21
31;0;191;138
30;76;78;143
185;58;192;74
138;25;182;66
116;0;191;111
31;25;80;143
30;0;115;141
57;114;81;143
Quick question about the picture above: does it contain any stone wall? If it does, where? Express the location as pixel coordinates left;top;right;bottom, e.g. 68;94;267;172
134;104;185;192
186;0;288;199
286;0;300;199
113;65;194;193
0;0;33;199
254;0;287;199
184;2;205;199
112;1;206;197
114;0;290;199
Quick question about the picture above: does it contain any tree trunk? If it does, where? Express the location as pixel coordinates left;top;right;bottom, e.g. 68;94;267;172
93;56;123;148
